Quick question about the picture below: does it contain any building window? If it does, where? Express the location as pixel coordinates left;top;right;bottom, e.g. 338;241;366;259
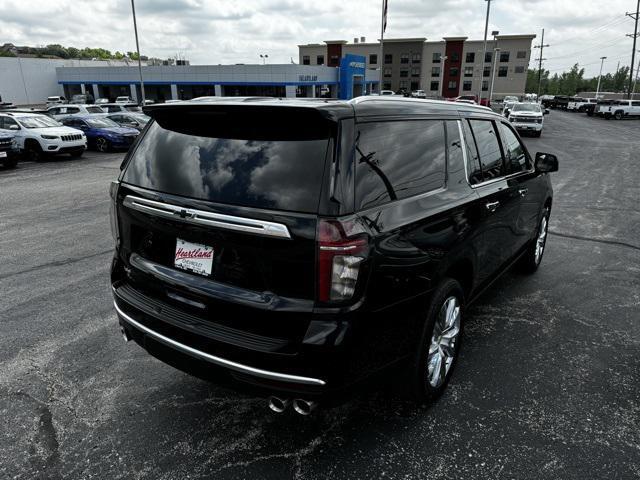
399;80;408;90
517;50;527;59
485;51;492;63
383;67;392;77
432;66;440;77
515;66;525;74
451;52;460;62
430;81;439;91
463;80;472;91
483;66;491;77
316;55;324;65
384;54;393;64
466;52;475;63
498;66;508;77
449;67;459;77
464;66;474;77
369;54;378;65
411;81;420;90
448;80;457;90
411;67;420;77
412;52;421;63
500;51;510;62
400;70;409;78
401;53;409;64
302;55;310;65
482;80;488;91
383;82;392;90
433;52;441;63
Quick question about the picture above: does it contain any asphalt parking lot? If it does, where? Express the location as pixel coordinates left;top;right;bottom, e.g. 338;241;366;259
1;110;639;480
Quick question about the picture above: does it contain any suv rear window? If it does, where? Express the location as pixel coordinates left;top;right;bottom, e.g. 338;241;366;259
122;120;331;213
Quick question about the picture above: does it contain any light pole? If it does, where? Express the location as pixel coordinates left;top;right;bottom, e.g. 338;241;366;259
439;55;448;98
130;0;145;105
260;54;269;65
595;56;606;99
478;0;492;104
489;47;500;105
487;31;499;105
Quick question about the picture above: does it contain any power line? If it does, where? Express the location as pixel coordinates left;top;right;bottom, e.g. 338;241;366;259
551;15;630;46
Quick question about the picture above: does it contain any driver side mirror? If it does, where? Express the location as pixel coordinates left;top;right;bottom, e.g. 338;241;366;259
535;152;558;173
544;108;550;115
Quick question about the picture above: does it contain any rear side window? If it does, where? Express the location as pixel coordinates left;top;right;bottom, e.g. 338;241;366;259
467;119;504;181
122;121;331;213
499;123;530;174
354;120;446;210
461;120;483;185
86;106;104;114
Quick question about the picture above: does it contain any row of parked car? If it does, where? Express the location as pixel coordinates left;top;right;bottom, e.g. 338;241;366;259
500;99;549;137
0;102;150;167
541;94;640;119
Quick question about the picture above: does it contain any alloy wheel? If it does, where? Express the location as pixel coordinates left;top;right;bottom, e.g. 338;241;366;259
534;215;548;264
427;296;461;388
96;137;108;152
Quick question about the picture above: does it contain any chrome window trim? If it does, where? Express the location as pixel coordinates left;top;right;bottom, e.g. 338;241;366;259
114;301;326;386
122;195;292;239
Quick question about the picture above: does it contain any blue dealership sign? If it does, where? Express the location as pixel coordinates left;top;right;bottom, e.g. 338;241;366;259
339;54;366;100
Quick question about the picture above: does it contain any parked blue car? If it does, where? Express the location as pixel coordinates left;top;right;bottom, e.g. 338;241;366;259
61;116;139;152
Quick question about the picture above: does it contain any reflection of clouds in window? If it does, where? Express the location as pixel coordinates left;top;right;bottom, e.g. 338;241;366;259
249;140;324;209
122;122;328;212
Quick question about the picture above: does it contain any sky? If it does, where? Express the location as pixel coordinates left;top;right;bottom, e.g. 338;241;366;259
0;0;638;77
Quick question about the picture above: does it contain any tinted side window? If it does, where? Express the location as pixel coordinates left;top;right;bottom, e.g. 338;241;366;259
499;123;529;174
461;120;483;185
355;120;446;210
445;121;466;185
468;119;504;181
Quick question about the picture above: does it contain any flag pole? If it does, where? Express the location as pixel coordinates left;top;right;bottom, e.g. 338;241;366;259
379;0;385;93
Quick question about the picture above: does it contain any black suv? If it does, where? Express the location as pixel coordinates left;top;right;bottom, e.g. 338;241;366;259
110;97;558;413
0;131;19;169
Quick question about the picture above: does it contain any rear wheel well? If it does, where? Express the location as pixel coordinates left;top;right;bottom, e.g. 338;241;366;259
443;260;474;303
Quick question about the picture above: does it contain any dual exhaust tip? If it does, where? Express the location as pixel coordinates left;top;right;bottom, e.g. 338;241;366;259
268;396;317;415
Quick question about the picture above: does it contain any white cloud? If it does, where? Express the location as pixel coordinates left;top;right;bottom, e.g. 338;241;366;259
0;0;636;76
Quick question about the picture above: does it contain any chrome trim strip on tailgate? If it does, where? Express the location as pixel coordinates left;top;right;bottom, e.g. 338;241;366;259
122;195;292;239
114;301;326;386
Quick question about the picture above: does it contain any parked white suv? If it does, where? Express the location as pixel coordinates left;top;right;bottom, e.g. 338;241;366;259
568;97;597;112
602;99;640;120
115;96;133;103
46;96;67;106
411;90;427;98
47;104;105;120
0;112;86;161
100;103;142;113
508;102;546;137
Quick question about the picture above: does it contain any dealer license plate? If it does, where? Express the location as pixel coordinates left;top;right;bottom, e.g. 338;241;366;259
174;238;214;276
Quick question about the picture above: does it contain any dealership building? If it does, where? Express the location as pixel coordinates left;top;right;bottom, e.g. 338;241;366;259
54;56;379;103
299;35;536;99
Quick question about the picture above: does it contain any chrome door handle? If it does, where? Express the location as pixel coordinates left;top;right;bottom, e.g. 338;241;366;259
485;201;500;212
518;188;528;197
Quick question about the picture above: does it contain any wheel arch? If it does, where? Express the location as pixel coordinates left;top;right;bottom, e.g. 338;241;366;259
440;257;474;304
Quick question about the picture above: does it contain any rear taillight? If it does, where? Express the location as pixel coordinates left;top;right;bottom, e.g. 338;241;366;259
109;180;120;246
317;219;369;303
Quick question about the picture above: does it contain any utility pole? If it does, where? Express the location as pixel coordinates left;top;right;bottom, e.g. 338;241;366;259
534;28;549;98
478;0;492;104
626;0;639;99
380;0;387;93
596;56;607;99
131;0;146;104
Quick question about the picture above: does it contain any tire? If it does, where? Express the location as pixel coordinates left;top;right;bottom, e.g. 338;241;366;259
519;207;550;274
95;137;110;152
25;142;43;162
614;111;623;120
407;278;464;404
587;111;593;117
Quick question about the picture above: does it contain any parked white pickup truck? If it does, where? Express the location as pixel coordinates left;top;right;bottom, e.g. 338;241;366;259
567;98;597;112
601;100;640;120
